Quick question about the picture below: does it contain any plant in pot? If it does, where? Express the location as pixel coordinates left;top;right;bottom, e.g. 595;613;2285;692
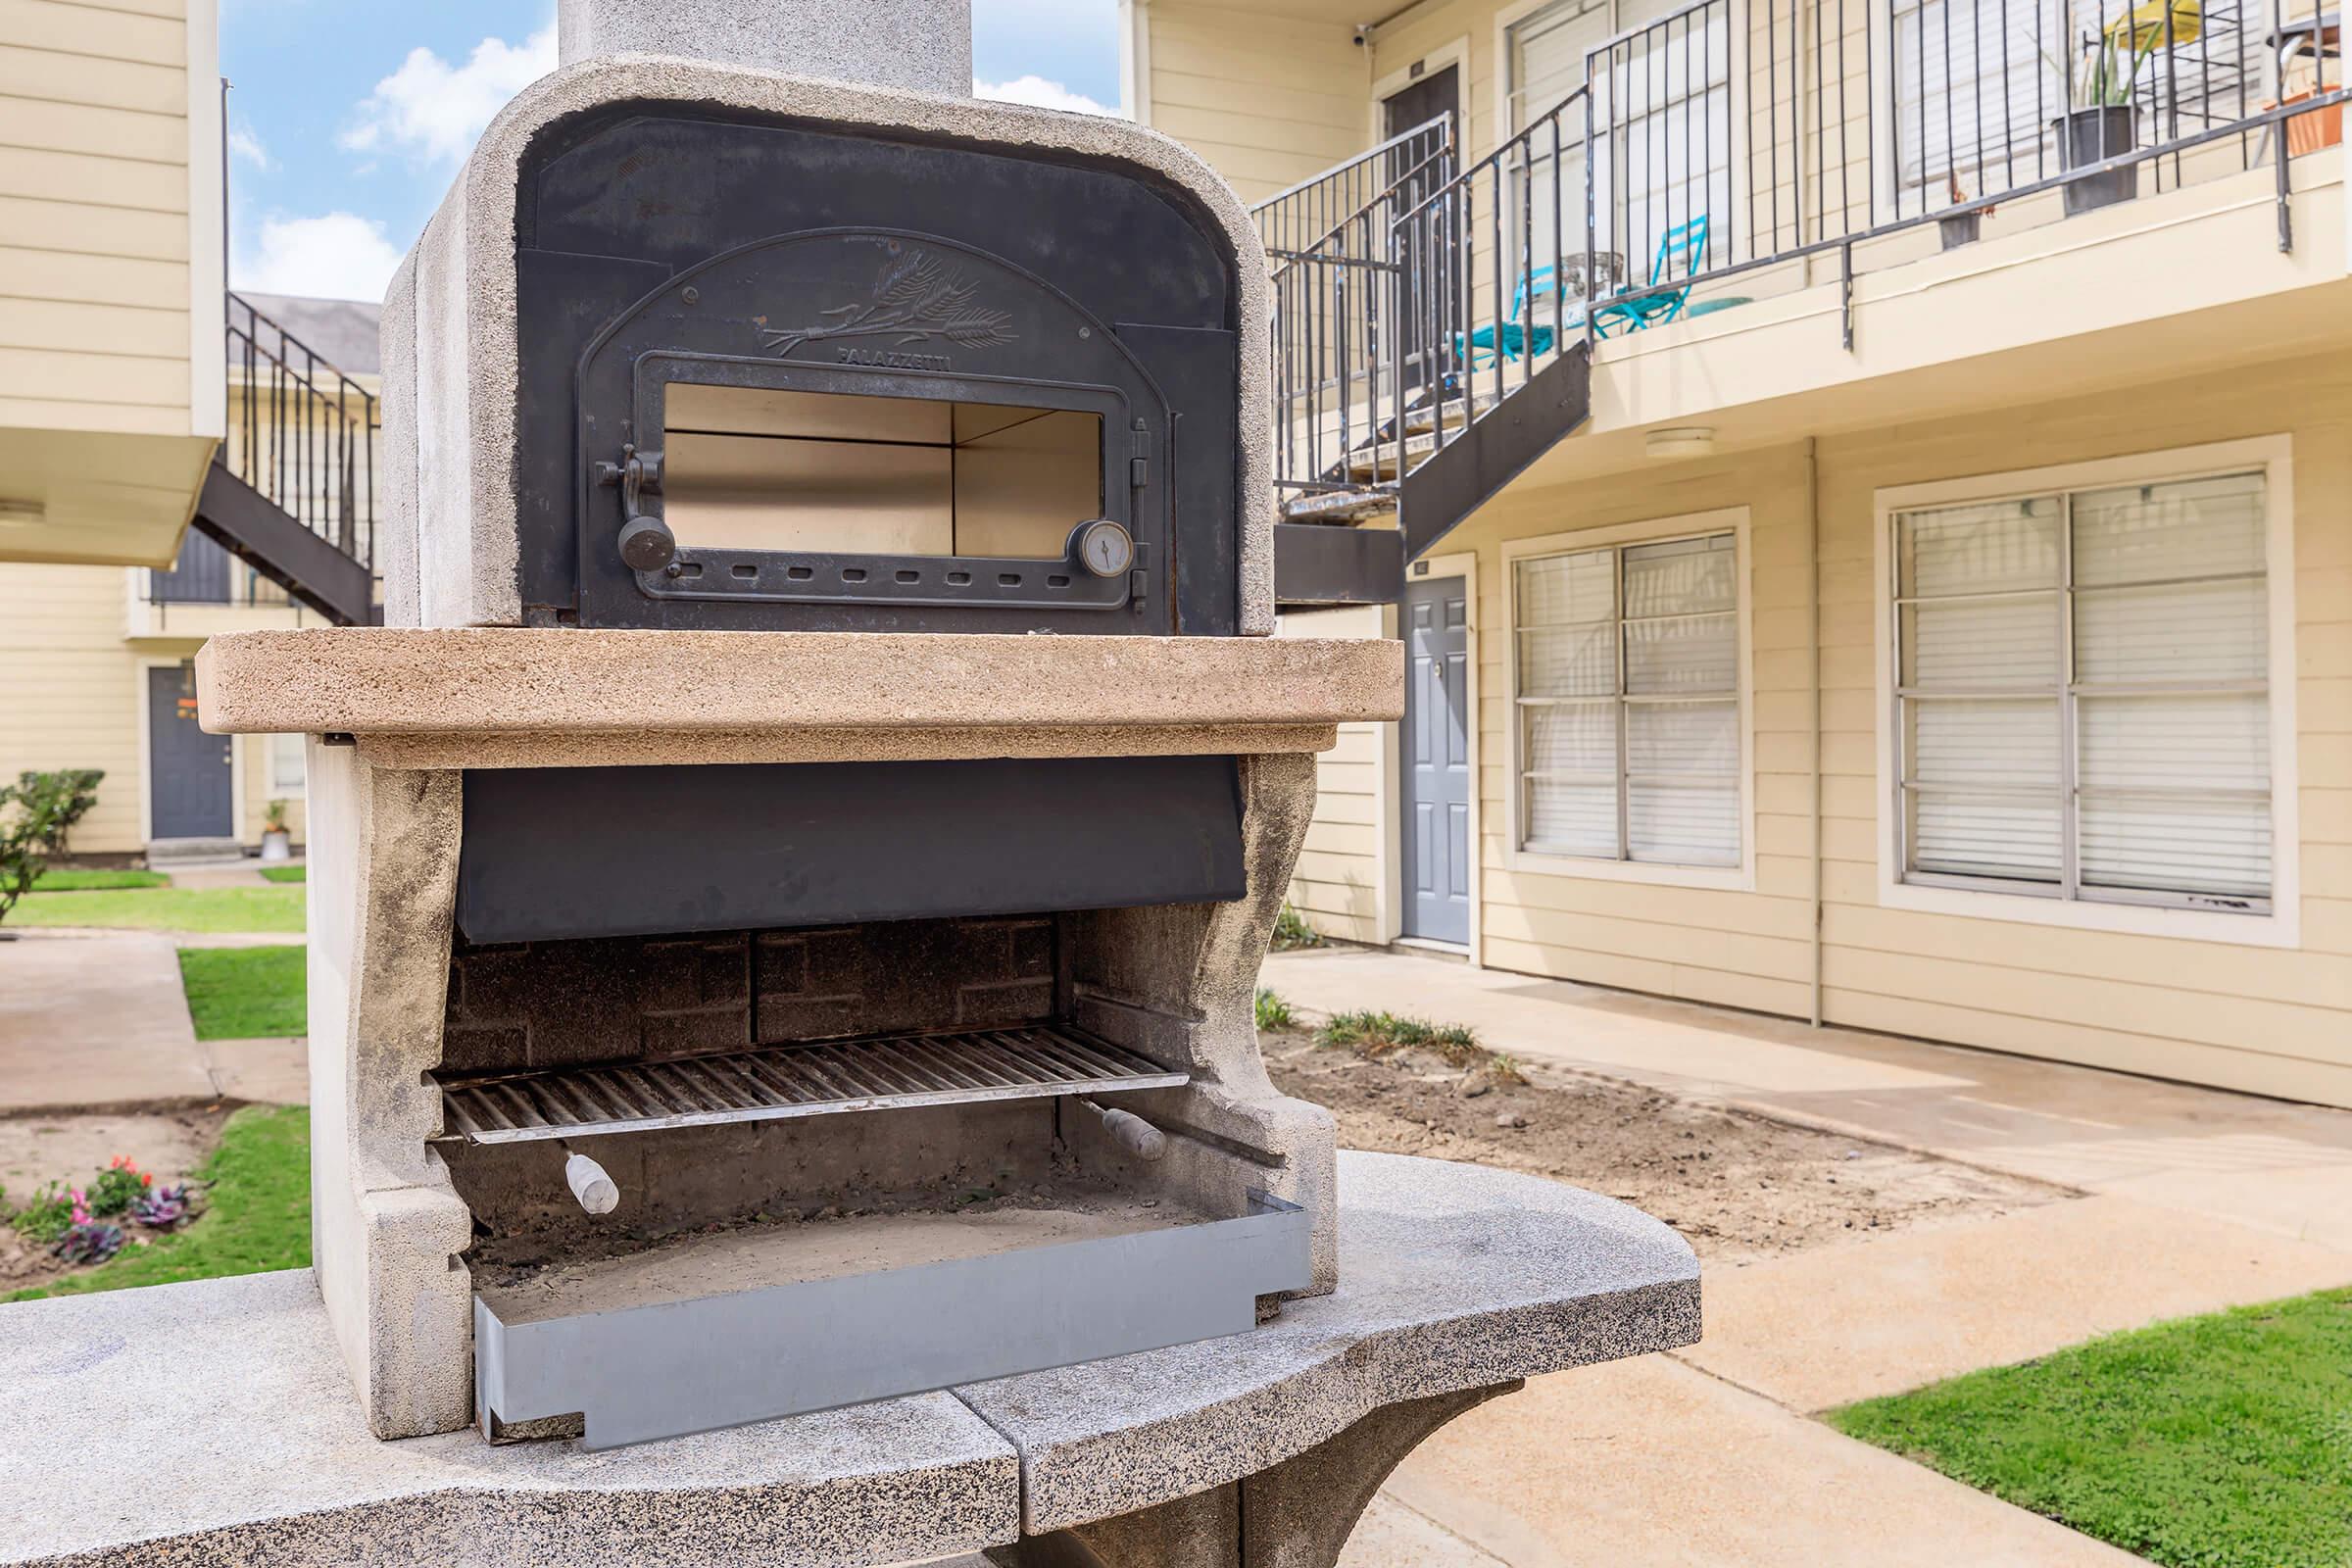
1939;174;1995;248
2048;0;2200;216
260;798;293;861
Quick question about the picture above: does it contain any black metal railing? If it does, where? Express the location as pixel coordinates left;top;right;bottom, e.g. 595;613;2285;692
1256;0;2344;526
1257;116;1456;513
223;291;379;571
145;530;299;610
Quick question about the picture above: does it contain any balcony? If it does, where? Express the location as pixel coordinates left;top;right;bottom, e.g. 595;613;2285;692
1256;0;2348;587
125;529;318;642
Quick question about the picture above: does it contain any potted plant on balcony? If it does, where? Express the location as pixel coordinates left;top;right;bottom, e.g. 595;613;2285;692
260;798;292;862
2050;0;2200;215
1939;175;1993;248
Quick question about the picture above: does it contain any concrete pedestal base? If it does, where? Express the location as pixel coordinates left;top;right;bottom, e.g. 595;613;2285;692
0;1152;1698;1567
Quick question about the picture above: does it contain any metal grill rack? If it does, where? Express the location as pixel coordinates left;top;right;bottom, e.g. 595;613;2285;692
432;1024;1187;1145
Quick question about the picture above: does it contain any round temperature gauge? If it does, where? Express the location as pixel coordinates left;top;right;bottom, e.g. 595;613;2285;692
1073;518;1135;578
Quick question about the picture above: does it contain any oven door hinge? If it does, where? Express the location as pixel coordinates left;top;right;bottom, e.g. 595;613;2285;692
1128;422;1150;491
594;443;673;572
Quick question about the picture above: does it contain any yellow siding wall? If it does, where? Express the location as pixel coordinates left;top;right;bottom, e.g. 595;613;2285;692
0;563;145;850
1144;4;1373;204
1351;348;2352;1102
0;0;202;438
0;562;312;857
1278;603;1387;941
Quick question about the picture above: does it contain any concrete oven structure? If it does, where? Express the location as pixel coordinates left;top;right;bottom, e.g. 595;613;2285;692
197;0;1402;1448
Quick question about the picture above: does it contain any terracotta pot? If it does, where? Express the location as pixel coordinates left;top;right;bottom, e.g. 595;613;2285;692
2278;90;2344;157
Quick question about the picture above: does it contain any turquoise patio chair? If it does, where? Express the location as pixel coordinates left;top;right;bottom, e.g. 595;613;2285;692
1589;215;1749;338
1459;265;1587;367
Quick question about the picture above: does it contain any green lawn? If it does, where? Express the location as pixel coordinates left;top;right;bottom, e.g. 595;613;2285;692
257;864;306;884
1830;1288;2352;1568
3;885;305;933
29;868;169;891
177;946;306;1040
6;1105;310;1302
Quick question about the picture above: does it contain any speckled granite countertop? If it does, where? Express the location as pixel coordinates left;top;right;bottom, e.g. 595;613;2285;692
0;1152;1697;1566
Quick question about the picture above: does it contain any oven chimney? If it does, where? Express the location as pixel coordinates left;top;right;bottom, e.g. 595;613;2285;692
556;0;974;95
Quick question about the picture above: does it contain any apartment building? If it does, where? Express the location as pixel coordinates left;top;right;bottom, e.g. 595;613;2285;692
1126;0;2352;1103
1;0;377;858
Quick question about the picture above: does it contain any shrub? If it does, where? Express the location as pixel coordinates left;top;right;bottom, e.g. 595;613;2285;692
1269;904;1325;952
53;1221;123;1267
0;768;104;927
1254;988;1296;1032
85;1157;152;1218
132;1184;202;1231
11;1183;74;1245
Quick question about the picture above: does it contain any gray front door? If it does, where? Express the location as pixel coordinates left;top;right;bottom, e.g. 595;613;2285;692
1399;574;1469;943
147;663;232;840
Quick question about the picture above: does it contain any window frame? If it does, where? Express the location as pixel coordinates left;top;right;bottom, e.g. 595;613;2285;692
1502;508;1755;891
267;732;307;797
1874;436;2300;949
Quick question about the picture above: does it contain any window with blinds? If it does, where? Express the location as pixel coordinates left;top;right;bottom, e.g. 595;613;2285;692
1893;469;2272;911
1515;531;1741;866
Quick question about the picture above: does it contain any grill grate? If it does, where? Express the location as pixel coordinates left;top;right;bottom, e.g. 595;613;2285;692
431;1024;1187;1145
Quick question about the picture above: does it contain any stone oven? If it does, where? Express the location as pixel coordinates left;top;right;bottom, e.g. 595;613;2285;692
196;0;1401;1450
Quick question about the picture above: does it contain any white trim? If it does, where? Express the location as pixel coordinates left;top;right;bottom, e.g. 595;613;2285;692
185;0;225;441
1871;434;2301;950
1118;0;1154;124
1492;0;1569;155
1499;507;1758;892
1370;35;1471;151
1393;551;1484;961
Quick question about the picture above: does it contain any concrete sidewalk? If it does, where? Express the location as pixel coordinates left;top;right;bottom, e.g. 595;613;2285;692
0;931;214;1109
0;931;307;1110
1279;946;2352;1565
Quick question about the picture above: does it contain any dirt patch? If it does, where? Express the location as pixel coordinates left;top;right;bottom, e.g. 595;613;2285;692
0;1102;232;1293
1264;1032;2064;1265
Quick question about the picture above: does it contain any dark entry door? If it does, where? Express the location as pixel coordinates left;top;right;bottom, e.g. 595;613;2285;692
1384;66;1459;402
147;663;232;840
1383;63;1458;145
1399;573;1469;944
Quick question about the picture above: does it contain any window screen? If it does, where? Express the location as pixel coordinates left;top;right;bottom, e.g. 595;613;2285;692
1893;469;2271;910
1515;531;1740;866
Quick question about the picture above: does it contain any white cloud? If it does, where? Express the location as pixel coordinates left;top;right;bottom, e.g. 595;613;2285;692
227;123;270;172
235;212;405;303
341;24;558;165
974;74;1122;117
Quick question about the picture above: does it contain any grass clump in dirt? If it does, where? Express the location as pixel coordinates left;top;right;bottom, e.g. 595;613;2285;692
1254;988;1296;1031
1269;904;1325;951
6;885;304;933
178;946;306;1040
6;1106;310;1302
1317;1009;1523;1082
1830;1287;2352;1568
257;865;306;884
30;868;168;891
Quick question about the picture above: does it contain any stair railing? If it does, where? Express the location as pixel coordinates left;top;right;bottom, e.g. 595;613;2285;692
1383;83;1593;502
1255;117;1454;515
222;292;378;573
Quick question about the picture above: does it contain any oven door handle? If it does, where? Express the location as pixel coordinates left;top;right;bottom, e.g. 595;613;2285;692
595;444;673;571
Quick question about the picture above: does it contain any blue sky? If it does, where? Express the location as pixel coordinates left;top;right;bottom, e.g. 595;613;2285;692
221;1;1123;304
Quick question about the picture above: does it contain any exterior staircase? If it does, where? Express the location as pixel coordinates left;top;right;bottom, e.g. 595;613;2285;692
185;294;379;626
1253;94;1595;610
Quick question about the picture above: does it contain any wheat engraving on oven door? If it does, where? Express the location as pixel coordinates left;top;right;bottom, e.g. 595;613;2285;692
758;241;1017;368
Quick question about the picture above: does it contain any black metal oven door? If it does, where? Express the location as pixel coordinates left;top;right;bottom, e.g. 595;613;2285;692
574;228;1178;633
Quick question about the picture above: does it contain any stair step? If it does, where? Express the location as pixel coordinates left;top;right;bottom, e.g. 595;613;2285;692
146;838;247;865
1281;488;1396;523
